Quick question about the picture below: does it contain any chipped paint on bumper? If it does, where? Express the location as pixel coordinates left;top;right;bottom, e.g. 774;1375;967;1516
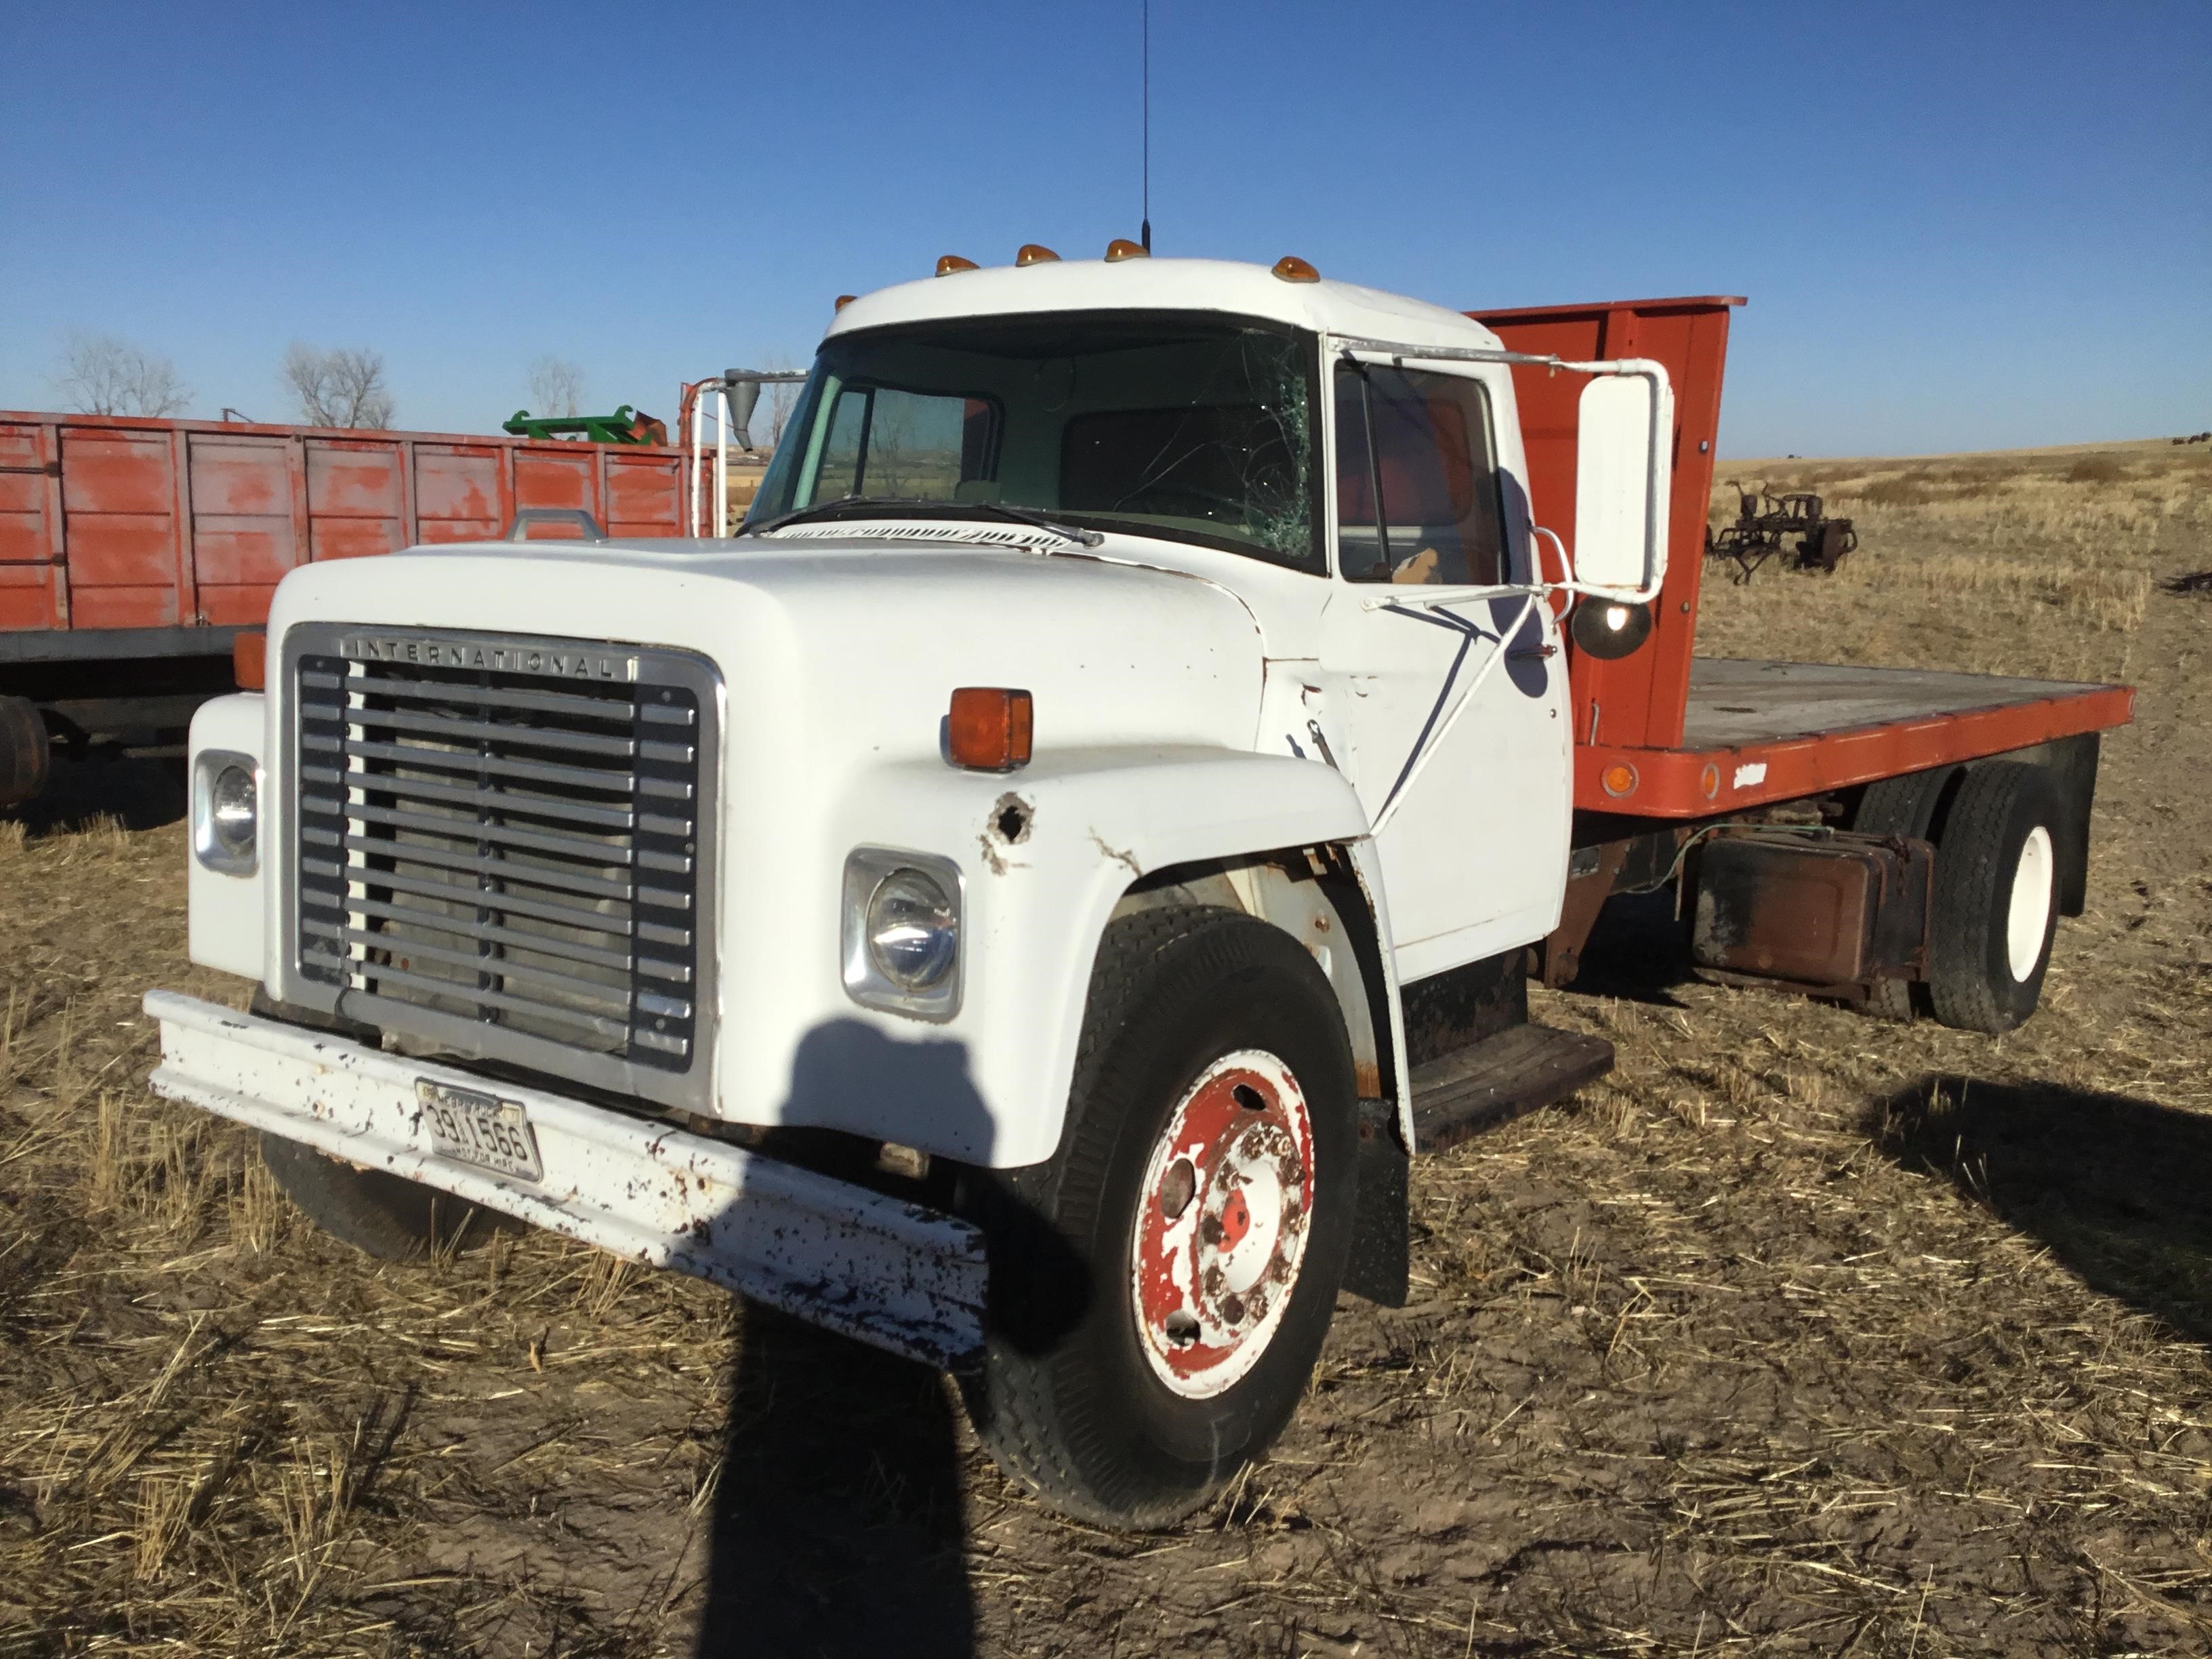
143;990;988;1369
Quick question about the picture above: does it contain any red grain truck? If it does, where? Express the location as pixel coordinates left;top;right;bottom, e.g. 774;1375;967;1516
0;411;702;806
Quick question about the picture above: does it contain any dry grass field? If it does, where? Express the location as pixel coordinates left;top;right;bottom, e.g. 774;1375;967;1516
1;438;2208;1657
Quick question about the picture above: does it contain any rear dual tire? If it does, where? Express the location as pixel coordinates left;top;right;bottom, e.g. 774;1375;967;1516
1853;760;2062;1033
1926;762;2061;1033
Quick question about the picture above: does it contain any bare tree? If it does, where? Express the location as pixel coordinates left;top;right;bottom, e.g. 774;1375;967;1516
52;332;190;416
527;356;588;419
760;352;801;451
281;343;395;428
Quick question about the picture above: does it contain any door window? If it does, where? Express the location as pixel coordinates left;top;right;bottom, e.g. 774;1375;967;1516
1334;363;1508;585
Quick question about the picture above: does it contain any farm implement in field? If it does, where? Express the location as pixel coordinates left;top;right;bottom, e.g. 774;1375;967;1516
1704;481;1857;582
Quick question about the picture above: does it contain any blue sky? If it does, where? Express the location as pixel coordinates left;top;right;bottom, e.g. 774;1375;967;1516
3;1;2205;457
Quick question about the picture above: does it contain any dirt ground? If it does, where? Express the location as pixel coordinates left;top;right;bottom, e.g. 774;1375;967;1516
2;439;2208;1657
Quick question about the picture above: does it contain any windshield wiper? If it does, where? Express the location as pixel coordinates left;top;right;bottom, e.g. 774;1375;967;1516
744;495;1102;548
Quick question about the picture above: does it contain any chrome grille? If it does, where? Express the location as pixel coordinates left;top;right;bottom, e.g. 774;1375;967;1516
285;626;717;1106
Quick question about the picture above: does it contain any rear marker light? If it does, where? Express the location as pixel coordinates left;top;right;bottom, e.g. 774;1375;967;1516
1601;762;1639;798
947;688;1033;772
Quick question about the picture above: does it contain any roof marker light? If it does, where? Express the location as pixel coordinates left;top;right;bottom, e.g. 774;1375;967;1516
1271;255;1320;283
1016;243;1060;266
834;294;857;311
935;254;979;277
1105;238;1150;262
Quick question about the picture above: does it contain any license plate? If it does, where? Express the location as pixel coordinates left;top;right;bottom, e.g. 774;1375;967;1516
417;1080;544;1182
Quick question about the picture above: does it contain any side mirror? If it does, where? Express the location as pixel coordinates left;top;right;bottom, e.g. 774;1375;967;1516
1572;371;1674;598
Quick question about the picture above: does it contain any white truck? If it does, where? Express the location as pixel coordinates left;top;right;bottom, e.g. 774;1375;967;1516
147;251;2126;1528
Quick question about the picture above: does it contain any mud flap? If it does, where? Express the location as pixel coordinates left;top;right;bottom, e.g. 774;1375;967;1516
1342;1099;1408;1307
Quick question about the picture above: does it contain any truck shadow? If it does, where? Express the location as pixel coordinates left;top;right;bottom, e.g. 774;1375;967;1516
693;1016;1091;1658
1868;1073;2212;1343
5;754;186;836
697;1305;977;1658
1568;889;1697;1007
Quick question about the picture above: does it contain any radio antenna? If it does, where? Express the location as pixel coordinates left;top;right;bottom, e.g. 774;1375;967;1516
1141;0;1151;253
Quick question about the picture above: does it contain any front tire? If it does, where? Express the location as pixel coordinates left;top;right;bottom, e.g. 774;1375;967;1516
1927;762;2062;1033
960;907;1358;1528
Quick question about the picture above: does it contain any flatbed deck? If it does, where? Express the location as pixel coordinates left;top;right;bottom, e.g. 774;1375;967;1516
1575;657;2135;818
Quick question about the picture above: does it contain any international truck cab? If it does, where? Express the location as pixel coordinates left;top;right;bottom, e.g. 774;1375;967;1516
148;253;2128;1528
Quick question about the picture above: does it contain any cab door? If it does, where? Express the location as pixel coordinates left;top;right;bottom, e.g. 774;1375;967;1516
1314;356;1572;981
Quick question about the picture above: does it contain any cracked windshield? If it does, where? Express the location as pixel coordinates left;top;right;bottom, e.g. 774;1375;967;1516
747;314;1319;571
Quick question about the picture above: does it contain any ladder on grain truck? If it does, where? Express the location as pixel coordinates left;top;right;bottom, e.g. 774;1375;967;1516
682;370;808;538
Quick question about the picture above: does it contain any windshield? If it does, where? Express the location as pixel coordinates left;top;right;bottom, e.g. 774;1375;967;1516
745;312;1322;572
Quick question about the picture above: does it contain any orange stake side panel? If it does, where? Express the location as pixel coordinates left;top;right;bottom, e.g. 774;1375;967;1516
1472;295;1743;757
0;411;705;647
1471;298;2134;813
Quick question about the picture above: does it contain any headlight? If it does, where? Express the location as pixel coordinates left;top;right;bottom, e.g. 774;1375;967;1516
210;764;258;856
867;867;959;989
192;749;260;876
842;847;963;1020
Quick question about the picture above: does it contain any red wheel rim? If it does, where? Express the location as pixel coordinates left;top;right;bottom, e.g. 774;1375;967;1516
1130;1050;1315;1399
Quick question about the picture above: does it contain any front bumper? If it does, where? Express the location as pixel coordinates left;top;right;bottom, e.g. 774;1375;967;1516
144;991;988;1369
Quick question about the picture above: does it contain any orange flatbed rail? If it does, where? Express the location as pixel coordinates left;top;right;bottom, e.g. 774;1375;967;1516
1472;298;2134;817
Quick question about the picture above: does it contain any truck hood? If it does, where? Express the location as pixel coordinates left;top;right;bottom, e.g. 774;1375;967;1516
265;533;1269;759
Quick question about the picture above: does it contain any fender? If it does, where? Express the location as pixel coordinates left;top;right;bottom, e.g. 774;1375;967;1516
823;744;1370;1168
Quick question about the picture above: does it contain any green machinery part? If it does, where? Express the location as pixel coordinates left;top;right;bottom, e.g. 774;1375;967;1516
501;406;669;445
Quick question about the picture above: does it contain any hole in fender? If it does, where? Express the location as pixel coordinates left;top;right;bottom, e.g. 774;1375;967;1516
989;792;1033;844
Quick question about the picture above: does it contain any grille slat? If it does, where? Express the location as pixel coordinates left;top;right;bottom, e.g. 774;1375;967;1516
291;628;713;1085
320;735;643;796
329;703;640;760
319;797;642;868
302;765;644;832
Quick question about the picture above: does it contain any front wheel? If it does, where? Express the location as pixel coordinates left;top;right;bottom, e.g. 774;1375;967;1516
960;907;1358;1529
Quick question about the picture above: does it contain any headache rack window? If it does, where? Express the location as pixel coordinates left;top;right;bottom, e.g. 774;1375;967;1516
285;627;719;1112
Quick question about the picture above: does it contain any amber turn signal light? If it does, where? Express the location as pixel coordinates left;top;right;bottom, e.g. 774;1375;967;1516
948;688;1033;772
232;629;267;691
1271;255;1320;283
1600;762;1639;798
1105;238;1150;262
935;253;979;276
1015;243;1060;266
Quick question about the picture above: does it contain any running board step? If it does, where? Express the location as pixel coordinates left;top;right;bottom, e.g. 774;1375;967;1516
1410;1023;1615;1153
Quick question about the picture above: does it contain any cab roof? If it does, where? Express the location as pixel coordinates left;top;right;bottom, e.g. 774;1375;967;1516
823;256;1504;352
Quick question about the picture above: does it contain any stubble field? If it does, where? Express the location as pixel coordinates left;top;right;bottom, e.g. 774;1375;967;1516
1;438;2208;1657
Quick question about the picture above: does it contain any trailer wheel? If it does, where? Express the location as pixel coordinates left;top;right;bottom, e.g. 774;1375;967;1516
0;695;49;810
1849;766;1957;1021
960;907;1358;1528
1927;762;2062;1033
259;1133;496;1260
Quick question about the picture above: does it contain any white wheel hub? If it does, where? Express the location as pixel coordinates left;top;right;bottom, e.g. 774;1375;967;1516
2005;823;2055;982
1130;1050;1315;1400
